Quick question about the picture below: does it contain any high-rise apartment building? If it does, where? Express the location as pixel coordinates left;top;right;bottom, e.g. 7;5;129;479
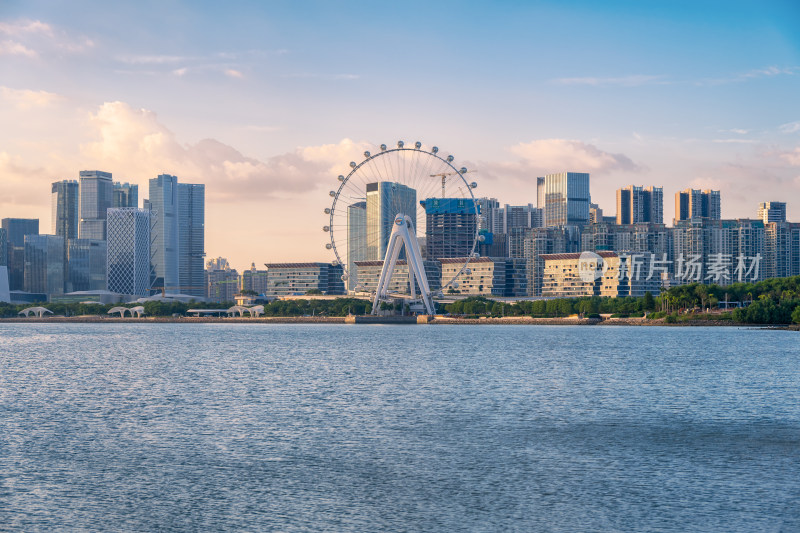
764;222;800;280
758;202;787;225
475;197;500;232
365;182;416;261
177;183;205;296
207;266;239;302
2;218;39;291
107;208;153;296
347;201;367;291
674;189;721;222
113;182;139;208
522;225;581;296
542;172;591;227
78;170;114;240
24;234;65;296
241;263;268;295
616;185;663;225
51;180;80;239
424;197;478;260
148;174;180;293
489;204;543;234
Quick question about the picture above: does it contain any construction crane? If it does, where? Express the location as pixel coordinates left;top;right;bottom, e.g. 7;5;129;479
429;169;476;198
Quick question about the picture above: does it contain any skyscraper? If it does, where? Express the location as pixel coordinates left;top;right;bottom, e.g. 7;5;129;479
536;177;545;209
365;182;416;261
2;218;39;290
107;208;152;296
24;234;65;296
347;201;367;290
0;228;7;267
674;189;721;222
616;185;663;225
51;180;80;239
424;197;478;260
542;172;591;227
78;170;114;240
148;174;180;293
66;239;107;292
758;202;787;224
177;182;205;296
113;182;139;208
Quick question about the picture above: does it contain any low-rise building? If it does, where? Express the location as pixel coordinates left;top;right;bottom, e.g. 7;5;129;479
263;262;345;297
541;251;660;298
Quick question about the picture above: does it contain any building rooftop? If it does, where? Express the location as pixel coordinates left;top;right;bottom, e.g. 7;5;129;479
539;252;618;260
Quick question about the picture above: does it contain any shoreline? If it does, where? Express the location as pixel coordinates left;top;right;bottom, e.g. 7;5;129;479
1;316;795;329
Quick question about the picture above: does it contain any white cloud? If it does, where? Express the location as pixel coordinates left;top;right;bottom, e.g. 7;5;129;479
551;75;665;87
0;86;63;109
0;18;93;57
117;54;187;65
780;121;800;134
712;139;757;144
780;147;800;166
508;139;642;173
741;66;799;78
78;101;368;202
0;40;37;57
0;19;54;37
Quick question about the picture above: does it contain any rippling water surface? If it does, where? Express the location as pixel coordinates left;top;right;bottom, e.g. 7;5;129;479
1;323;799;532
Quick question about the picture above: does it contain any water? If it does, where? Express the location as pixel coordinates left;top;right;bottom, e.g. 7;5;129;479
1;324;798;532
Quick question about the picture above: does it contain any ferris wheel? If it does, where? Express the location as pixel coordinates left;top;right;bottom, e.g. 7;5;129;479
323;141;480;314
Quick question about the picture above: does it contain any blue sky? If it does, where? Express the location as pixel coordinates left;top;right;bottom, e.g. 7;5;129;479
1;0;799;267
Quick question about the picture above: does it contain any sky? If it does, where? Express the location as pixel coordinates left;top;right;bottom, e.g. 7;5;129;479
1;0;799;271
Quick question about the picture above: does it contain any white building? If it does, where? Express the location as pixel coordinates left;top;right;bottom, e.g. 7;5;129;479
107;208;152;297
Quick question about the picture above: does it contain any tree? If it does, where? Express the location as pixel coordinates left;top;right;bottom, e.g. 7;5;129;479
792;305;800;324
642;291;655;311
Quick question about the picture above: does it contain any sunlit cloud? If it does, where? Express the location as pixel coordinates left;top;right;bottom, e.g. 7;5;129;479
225;69;244;79
508;139;643;172
0;40;37;57
0;18;93;56
780;147;800;166
0;86;63;109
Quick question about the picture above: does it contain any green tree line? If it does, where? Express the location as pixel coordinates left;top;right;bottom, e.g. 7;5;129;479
3;275;800;324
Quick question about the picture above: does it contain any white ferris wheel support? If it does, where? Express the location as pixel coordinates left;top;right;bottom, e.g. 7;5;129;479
324;141;480;317
372;214;434;315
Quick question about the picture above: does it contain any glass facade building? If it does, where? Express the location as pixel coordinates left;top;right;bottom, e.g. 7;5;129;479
107;208;152;296
347;201;367;291
78;170;114;240
66;239;107;292
148;175;205;296
365;182;416;261
51;180;80;239
149;174;180;293
2;218;39;291
24;234;65;296
177;182;205;297
542;172;591;227
113;182;139;208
